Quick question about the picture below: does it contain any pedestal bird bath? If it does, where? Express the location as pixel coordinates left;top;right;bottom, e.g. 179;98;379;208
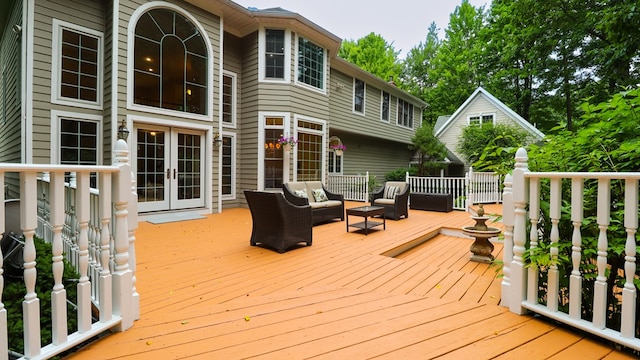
462;204;501;263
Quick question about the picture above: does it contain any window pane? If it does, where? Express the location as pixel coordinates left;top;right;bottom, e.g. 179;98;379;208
298;37;324;88
59;28;99;102
265;29;285;79
134;9;207;115
296;132;322;181
264;128;284;189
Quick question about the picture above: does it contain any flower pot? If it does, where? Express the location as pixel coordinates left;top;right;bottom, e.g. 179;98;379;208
334;149;343;156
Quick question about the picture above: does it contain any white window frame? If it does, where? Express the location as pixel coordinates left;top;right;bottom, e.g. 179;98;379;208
258;112;291;191
292;114;327;182
50;110;102;165
353;79;365;115
220;131;236;200
328;151;343;175
258;27;291;83
126;3;213;122
294;35;327;93
222;70;237;128
381;91;390;122
397;98;414;129
468;113;496;126
51;19;104;110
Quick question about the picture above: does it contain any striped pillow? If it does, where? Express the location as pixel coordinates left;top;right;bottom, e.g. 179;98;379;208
383;185;399;199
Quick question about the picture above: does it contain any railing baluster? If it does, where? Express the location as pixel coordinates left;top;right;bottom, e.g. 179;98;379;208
76;172;92;333
547;178;561;312
510;148;528;314
99;173;113;322
50;172;68;345
569;178;583;319
21;171;41;357
593;178;610;329
621;178;638;338
527;177;540;304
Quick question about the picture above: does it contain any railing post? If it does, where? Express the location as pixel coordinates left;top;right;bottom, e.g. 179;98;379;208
510;148;528;315
112;140;133;331
501;174;513;307
0;171;6;360
98;173;113;323
128;170;140;320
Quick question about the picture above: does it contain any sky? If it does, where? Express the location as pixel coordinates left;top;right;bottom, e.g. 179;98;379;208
232;0;491;58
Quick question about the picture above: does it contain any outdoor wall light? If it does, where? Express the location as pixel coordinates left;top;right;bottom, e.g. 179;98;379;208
117;119;129;141
214;132;222;147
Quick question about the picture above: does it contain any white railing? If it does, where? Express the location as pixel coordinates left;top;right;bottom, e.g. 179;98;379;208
0;140;138;359
327;173;369;201
468;169;503;204
406;174;468;210
502;147;640;351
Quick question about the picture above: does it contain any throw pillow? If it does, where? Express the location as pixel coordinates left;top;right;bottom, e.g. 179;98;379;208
294;189;308;198
312;188;328;202
384;185;399;199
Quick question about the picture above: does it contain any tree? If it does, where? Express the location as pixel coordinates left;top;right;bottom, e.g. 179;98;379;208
426;0;488;118
338;33;402;82
401;22;441;124
457;123;530;174
409;123;448;176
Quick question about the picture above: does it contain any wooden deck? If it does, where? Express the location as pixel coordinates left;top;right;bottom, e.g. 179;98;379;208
66;202;634;359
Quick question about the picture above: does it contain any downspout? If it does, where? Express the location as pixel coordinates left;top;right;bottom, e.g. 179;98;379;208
216;17;223;213
22;0;34;163
111;0;120;156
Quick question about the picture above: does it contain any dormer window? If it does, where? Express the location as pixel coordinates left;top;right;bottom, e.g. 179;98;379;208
469;114;495;125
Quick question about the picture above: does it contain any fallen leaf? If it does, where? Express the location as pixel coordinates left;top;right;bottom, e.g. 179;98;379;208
181;321;189;325
244;316;251;321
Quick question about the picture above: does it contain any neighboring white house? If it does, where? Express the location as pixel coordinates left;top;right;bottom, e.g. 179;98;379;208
434;87;545;172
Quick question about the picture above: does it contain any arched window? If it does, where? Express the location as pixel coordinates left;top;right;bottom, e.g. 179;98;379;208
133;8;207;114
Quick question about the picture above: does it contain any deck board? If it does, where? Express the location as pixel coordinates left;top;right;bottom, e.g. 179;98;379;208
65;202;635;359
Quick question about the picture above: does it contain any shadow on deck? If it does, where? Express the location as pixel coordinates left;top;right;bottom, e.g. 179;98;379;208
66;203;634;359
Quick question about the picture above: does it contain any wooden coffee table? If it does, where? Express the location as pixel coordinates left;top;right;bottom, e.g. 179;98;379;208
346;206;385;235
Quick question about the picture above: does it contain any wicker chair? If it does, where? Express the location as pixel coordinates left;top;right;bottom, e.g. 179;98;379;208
371;181;410;220
244;190;313;253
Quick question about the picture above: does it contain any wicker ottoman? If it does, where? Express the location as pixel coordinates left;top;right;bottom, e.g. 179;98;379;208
409;193;453;212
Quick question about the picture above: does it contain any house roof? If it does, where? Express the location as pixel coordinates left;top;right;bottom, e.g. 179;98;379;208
434;87;545;139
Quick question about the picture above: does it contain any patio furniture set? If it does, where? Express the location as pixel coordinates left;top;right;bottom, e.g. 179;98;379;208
245;181;454;253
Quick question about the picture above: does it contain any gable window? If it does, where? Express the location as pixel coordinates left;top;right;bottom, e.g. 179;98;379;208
354;79;365;114
222;71;236;126
221;134;235;197
381;91;390;121
52;20;103;109
295;119;325;182
469;114;494;125
397;99;413;128
297;37;325;90
133;8;207;115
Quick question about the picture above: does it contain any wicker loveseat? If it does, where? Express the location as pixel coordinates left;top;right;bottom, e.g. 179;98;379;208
371;181;410;220
282;181;344;225
244;190;313;253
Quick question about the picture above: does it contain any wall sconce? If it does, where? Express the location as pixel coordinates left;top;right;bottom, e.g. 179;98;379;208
213;132;222;148
117;119;129;141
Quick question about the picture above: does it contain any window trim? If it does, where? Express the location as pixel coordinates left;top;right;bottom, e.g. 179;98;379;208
396;98;414;129
468;113;496;126
51;19;104;110
353;78;365;115
220;131;236;200
258;112;291;191
221;70;237;129
258;27;291;83
50;110;102;165
292;114;327;182
294;35;327;93
126;3;214;122
381;91;390;122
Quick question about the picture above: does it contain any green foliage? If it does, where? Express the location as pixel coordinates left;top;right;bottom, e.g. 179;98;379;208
457;123;531;173
339;33;402;83
4;237;80;353
384;167;417;182
409;123;448;176
525;87;640;332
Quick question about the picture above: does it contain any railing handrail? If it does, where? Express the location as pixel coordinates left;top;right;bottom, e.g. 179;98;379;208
0;164;118;172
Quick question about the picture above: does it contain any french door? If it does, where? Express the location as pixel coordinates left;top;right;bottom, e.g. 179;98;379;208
135;125;205;212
